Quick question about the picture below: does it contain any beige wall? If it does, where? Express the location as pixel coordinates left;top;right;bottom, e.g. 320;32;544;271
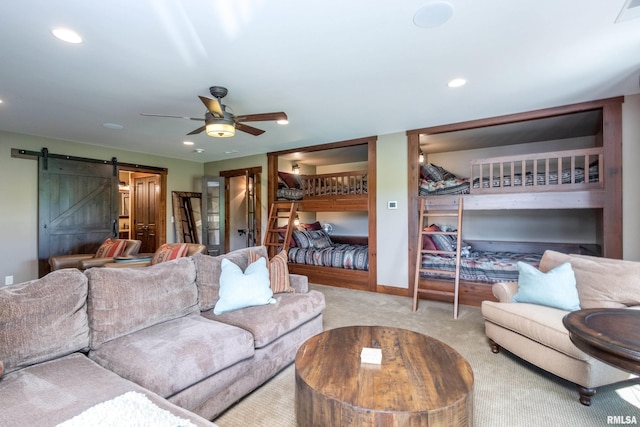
0;131;204;283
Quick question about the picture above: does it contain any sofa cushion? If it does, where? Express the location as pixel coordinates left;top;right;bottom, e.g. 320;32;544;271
481;300;588;361
512;262;580;311
89;315;254;398
0;353;214;427
213;258;276;315
249;249;294;294
86;257;199;349
193;246;269;311
204;289;326;349
539;250;640;309
0;269;89;374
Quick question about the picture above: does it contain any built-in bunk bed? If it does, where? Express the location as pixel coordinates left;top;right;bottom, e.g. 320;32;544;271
407;97;623;307
267;136;377;292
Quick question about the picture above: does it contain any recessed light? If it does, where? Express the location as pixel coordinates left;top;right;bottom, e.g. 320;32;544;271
224;150;239;154
102;123;124;130
51;27;83;44
413;2;454;29
447;78;467;88
183;141;194;146
194;148;205;154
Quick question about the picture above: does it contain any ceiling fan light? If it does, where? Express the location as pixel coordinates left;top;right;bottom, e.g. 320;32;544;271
277;119;289;125
206;122;235;138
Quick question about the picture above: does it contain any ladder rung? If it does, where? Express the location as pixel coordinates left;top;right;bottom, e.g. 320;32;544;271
416;288;456;297
424;212;459;217
422;231;457;236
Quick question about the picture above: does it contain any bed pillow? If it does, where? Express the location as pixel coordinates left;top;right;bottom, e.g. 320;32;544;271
300;221;322;231
422;225;439;251
292;229;333;249
277;171;302;189
213;257;276;315
277;226;296;247
512;261;580;311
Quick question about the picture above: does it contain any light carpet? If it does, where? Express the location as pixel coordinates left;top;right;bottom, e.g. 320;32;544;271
214;284;640;426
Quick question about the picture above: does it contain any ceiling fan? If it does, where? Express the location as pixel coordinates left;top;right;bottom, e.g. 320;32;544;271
141;86;288;138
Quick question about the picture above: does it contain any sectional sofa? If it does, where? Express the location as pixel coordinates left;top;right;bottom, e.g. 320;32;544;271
0;246;325;425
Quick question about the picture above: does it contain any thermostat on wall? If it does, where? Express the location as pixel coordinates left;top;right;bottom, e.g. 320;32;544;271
388;201;398;209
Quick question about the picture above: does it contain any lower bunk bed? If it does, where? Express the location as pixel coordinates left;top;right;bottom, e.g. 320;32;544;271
284;226;370;291
419;240;600;306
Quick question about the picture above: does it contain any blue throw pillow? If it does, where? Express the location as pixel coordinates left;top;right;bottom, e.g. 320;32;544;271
213;257;276;315
512;262;580;311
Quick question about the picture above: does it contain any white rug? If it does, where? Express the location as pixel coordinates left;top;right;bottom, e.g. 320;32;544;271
56;391;196;427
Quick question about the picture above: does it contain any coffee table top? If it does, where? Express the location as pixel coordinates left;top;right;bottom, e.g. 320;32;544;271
563;308;640;375
295;325;474;413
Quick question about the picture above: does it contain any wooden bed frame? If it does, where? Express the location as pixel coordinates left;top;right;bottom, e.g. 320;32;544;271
407;97;623;306
267;136;377;291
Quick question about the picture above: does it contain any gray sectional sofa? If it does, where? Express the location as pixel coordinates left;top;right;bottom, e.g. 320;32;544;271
0;246;326;425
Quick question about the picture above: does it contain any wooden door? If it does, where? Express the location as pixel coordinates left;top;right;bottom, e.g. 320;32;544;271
133;174;160;253
38;157;118;277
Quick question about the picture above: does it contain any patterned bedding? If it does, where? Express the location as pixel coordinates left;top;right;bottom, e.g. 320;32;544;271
421;250;542;283
288;244;369;270
418;163;599;196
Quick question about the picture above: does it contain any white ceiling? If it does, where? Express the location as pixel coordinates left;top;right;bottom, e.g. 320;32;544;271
1;0;639;163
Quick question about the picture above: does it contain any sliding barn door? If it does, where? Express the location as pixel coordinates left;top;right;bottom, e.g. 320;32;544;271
38;157;118;277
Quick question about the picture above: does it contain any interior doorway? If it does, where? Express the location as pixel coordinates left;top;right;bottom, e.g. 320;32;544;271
220;167;262;253
118;167;167;254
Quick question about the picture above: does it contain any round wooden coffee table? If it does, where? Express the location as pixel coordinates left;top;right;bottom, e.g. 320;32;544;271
295;326;474;426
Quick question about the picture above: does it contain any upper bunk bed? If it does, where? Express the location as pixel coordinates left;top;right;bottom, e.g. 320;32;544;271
266;136;378;292
267;136;376;212
406;97;624;306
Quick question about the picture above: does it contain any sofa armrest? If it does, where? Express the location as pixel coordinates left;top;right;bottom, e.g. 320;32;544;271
492;281;519;303
49;254;94;270
289;273;309;293
103;260;152;268
80;257;117;269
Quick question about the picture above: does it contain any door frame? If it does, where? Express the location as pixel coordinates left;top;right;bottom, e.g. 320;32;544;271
118;165;167;250
219;166;262;253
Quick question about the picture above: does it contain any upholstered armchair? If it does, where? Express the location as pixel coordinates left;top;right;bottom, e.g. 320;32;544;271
104;243;207;268
49;238;142;271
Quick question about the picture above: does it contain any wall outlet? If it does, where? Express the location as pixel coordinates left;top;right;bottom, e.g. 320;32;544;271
5;275;13;285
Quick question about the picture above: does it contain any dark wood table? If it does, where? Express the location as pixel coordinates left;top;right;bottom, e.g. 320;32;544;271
563;308;640;375
294;326;474;426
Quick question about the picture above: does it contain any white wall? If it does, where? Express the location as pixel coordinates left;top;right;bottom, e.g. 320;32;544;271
376;132;409;288
0;131;204;283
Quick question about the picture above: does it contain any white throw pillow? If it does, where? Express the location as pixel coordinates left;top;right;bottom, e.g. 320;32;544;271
213;257;276;315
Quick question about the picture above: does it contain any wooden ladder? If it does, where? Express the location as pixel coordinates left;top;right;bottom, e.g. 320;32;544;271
264;202;298;258
412;197;464;319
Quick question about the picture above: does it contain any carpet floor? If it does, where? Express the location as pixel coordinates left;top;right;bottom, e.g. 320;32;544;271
214;284;639;426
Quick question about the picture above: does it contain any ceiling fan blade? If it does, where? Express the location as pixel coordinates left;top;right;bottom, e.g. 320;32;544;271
198;96;224;118
187;125;206;135
235;112;288;123
141;113;204;121
236;122;265;136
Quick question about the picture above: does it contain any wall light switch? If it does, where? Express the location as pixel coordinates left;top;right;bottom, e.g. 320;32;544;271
388;201;398;209
5;276;13;285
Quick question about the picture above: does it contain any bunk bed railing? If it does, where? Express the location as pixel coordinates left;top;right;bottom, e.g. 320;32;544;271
470;147;603;194
300;169;368;198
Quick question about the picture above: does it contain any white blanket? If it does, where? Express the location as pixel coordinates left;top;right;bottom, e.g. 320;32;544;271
56;391;197;427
